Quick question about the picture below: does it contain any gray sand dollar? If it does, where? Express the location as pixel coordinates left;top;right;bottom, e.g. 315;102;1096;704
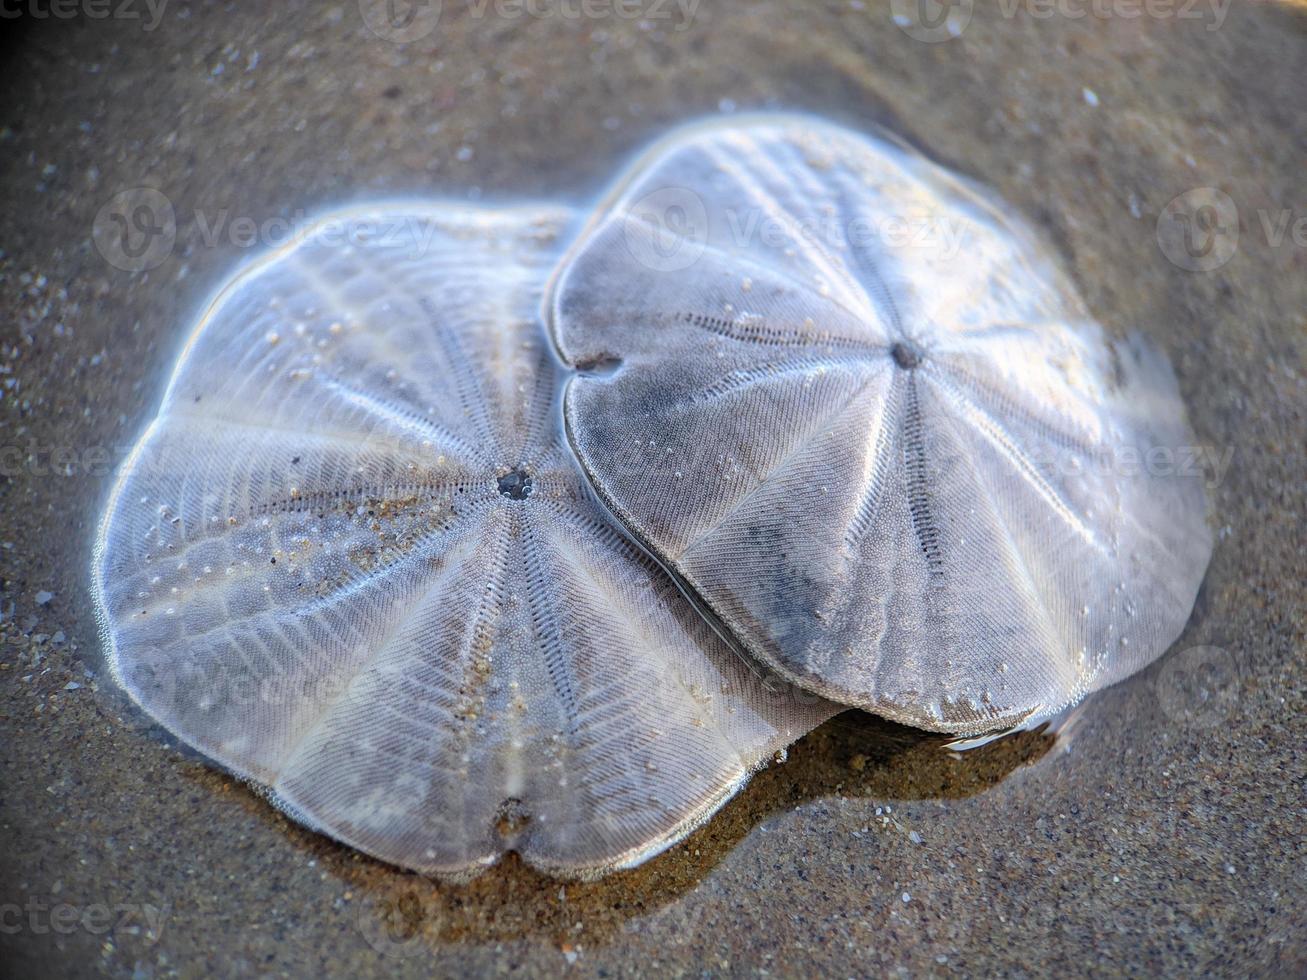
93;202;835;879
548;115;1214;735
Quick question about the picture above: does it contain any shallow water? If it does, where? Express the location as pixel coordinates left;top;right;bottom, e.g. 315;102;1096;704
1;2;1304;976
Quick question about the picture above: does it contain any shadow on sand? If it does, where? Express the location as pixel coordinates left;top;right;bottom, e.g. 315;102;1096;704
197;710;1055;950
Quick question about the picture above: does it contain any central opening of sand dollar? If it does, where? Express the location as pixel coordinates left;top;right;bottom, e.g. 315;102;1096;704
891;341;922;370
497;467;534;500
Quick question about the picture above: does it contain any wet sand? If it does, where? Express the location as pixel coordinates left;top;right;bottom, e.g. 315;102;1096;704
1;1;1304;976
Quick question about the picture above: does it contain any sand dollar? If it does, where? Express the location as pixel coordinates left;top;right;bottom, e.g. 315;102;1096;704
548;115;1213;735
94;202;835;879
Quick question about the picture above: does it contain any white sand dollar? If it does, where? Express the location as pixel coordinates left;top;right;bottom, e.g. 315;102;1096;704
548;115;1213;735
93;202;835;879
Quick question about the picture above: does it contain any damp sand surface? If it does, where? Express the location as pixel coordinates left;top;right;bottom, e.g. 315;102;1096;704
0;4;1304;976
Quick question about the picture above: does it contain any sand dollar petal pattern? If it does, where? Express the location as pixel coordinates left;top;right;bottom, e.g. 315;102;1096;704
93;202;836;879
548;115;1213;735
